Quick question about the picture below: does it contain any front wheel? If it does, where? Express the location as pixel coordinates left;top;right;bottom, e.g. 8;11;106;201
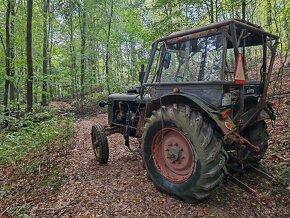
142;105;226;202
91;124;109;164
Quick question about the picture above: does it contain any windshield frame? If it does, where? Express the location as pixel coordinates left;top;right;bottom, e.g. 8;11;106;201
155;33;226;83
143;20;278;86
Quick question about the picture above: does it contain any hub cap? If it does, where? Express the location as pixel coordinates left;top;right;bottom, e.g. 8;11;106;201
151;128;195;183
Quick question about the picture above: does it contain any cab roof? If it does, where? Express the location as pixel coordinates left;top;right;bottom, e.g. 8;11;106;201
156;19;279;46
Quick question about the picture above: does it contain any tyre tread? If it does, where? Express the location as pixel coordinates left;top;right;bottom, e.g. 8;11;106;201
142;104;226;202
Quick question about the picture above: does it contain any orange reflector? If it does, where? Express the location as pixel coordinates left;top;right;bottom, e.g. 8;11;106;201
221;109;232;119
172;88;180;93
234;53;246;84
225;122;233;130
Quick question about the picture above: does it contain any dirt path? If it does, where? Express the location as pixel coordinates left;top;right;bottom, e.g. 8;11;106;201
28;114;288;217
1;108;289;217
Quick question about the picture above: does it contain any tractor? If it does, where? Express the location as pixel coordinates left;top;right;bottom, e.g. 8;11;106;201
91;19;279;202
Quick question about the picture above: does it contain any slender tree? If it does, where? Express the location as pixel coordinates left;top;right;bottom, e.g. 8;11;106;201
41;0;49;106
42;0;49;106
10;0;16;102
4;0;11;109
242;0;246;21
26;0;33;112
105;0;114;94
79;3;86;99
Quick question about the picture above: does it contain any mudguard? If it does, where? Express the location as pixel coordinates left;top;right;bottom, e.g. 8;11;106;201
157;93;236;135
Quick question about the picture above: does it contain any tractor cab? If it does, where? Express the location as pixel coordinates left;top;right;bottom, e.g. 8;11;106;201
143;19;278;131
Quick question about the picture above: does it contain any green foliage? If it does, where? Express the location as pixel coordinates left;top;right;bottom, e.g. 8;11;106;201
37;169;64;190
0;112;74;165
272;166;290;194
6;202;34;218
1;0;289;107
279;167;290;186
281;132;290;143
0;185;12;199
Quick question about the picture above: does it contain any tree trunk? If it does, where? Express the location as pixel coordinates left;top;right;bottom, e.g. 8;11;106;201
242;0;246;21
69;15;76;99
4;0;11;109
48;0;54;100
42;0;49;106
105;0;114;94
10;0;16;102
198;38;208;81
215;0;218;22
26;0;33;112
266;0;272;31
210;0;214;23
79;6;86;100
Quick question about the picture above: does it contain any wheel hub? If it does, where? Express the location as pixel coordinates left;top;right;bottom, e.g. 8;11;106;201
152;128;195;183
167;144;182;163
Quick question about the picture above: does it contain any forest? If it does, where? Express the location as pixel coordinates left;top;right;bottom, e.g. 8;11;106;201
0;0;289;217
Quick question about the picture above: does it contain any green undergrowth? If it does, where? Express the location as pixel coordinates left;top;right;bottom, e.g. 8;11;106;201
0;111;74;165
37;169;65;190
279;167;290;186
281;131;290;143
272;166;290;195
71;92;109;115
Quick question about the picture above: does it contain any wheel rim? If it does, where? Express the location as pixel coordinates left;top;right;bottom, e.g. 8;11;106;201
151;128;195;183
92;128;100;161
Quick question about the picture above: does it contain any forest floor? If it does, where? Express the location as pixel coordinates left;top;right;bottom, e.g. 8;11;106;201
0;96;289;217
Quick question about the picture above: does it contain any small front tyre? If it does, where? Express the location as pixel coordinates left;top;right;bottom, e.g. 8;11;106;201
91;124;109;164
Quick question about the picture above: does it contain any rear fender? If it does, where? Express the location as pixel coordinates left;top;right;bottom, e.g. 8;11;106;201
145;93;235;135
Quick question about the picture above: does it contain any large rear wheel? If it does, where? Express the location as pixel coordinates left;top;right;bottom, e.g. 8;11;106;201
142;104;226;202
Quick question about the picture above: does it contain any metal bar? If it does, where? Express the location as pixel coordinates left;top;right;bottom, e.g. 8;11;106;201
240;40;279;132
232;132;260;153
220;27;233;42
105;126;121;136
156;20;235;43
233;85;245;122
230;23;239;57
234;21;278;40
247;166;274;181
226;172;257;196
262;35;267;87
237;29;246;47
144;42;158;83
230;23;245;123
143;80;261;86
221;34;228;80
109;122;137;130
261;40;279;105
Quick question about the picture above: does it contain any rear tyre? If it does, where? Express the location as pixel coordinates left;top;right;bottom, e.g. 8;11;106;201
142;104;226;202
242;121;269;165
91;124;109;164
